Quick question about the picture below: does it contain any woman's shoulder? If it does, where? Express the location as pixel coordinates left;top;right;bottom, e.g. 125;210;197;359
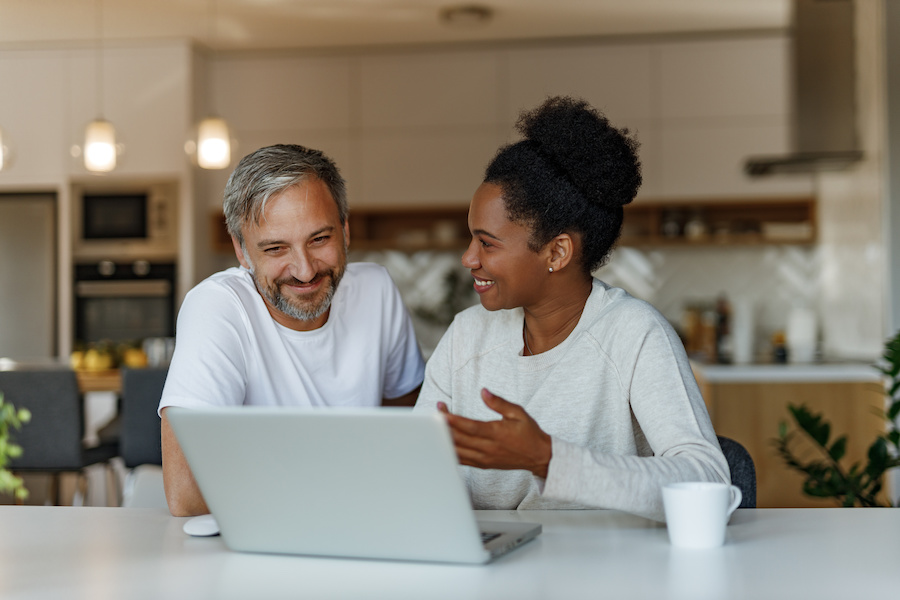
452;303;519;330
585;279;673;334
444;304;522;352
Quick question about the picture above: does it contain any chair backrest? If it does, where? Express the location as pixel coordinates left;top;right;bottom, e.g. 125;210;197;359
120;367;168;468
717;435;757;508
1;368;86;471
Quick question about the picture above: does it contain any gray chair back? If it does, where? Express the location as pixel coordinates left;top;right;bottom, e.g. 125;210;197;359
120;367;167;468
717;435;756;508
1;368;88;471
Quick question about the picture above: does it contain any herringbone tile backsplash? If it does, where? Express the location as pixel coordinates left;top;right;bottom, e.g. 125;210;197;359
354;245;821;360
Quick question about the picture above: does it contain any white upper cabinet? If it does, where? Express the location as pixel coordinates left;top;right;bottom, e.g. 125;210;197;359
0;51;69;185
66;42;192;177
355;51;506;206
654;36;814;198
505;44;655;125
659;37;791;120
359;51;501;129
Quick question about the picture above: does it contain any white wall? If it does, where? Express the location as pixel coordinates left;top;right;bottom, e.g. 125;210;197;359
815;0;888;360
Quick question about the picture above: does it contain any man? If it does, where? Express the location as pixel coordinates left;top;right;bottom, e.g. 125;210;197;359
159;144;425;516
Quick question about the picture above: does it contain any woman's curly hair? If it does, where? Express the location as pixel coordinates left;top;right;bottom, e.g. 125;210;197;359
484;96;641;274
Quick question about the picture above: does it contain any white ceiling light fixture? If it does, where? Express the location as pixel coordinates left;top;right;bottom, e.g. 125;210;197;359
190;0;232;170
84;0;117;173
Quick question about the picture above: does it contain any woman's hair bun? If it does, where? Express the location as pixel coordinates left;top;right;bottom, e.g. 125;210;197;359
516;96;641;208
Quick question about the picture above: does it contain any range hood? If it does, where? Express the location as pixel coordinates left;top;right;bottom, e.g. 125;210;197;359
745;0;863;176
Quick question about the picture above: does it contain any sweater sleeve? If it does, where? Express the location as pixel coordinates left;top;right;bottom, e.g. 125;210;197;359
413;319;455;413
541;308;730;522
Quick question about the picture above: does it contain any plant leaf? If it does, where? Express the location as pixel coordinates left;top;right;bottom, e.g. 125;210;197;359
887;401;900;421
829;436;847;462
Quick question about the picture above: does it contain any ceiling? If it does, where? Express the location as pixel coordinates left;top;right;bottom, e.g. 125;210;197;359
0;0;790;52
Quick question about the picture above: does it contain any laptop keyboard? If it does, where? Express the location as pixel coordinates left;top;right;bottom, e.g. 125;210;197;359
480;532;501;544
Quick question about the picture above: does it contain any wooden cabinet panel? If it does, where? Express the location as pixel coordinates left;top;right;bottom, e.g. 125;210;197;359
699;378;886;508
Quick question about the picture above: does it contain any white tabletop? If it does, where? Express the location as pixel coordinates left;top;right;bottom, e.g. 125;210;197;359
1;506;897;599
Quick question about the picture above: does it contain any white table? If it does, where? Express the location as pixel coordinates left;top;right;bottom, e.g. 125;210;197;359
1;507;897;599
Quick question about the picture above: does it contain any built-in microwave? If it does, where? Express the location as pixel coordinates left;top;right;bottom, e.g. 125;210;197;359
72;180;178;260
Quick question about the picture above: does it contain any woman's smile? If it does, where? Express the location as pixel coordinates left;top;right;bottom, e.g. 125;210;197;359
473;276;495;294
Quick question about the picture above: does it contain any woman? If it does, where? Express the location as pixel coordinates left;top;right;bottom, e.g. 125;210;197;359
414;96;729;522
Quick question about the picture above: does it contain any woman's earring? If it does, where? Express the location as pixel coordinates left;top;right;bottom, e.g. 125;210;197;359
548;267;554;273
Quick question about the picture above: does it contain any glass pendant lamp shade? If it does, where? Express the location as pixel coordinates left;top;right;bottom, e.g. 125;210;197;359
197;116;231;170
84;119;117;172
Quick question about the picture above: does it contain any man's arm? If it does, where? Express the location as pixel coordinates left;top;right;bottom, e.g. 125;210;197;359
382;384;421;407
161;407;210;516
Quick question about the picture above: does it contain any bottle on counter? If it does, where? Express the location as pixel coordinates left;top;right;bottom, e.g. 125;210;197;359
772;330;788;364
715;293;731;364
730;299;755;364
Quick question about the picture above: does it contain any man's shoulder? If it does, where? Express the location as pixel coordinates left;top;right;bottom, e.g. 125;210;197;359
183;267;257;312
345;261;391;284
340;262;397;302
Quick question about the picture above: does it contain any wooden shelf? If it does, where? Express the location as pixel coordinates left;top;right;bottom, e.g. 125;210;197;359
348;205;469;252
210;196;817;253
621;196;816;247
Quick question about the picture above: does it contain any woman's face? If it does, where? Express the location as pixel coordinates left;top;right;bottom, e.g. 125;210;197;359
461;183;548;312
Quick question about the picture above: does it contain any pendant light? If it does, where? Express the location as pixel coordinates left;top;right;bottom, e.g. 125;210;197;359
191;0;232;170
84;0;117;173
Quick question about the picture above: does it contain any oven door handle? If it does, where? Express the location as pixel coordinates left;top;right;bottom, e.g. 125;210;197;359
75;280;172;298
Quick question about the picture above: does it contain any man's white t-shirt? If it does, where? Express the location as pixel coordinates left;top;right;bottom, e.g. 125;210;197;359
158;262;424;412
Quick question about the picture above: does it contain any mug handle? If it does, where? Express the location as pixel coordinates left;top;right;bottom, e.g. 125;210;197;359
727;485;743;517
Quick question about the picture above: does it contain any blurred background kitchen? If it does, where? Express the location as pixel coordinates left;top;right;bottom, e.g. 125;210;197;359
1;0;898;507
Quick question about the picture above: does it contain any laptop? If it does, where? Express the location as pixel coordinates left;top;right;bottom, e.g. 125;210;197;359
166;406;541;564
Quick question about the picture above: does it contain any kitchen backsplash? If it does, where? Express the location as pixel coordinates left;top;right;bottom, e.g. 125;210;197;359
352;244;823;362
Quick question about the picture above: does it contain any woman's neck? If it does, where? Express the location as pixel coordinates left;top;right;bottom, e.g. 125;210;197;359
523;276;593;355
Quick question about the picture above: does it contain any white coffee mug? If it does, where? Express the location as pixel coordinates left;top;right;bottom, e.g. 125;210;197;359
663;482;742;549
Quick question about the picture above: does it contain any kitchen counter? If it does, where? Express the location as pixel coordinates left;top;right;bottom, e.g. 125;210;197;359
693;360;888;508
692;360;883;384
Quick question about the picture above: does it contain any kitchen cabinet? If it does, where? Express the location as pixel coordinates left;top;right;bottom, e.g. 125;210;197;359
622;196;816;246
693;363;887;508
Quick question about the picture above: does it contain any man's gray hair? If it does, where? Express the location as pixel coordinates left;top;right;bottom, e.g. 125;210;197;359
223;144;348;246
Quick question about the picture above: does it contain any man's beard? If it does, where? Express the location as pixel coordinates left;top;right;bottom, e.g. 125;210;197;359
252;264;345;323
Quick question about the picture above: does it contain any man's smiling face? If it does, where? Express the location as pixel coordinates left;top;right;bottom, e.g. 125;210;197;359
233;176;349;331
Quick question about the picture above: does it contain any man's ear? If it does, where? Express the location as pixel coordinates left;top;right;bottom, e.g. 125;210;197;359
232;235;250;269
343;220;350;250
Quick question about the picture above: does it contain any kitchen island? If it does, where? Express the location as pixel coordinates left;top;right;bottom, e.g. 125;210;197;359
692;361;886;508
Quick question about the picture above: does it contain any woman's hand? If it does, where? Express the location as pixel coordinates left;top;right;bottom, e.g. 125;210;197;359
437;388;552;479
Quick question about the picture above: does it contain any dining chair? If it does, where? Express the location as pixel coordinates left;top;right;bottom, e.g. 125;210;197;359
120;367;167;469
119;367;168;508
717;435;757;508
1;367;119;505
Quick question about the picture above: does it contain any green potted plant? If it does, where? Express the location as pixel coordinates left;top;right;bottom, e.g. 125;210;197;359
0;392;32;502
774;330;900;507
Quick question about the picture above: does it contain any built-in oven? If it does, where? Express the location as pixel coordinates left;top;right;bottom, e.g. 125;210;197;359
74;260;176;347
